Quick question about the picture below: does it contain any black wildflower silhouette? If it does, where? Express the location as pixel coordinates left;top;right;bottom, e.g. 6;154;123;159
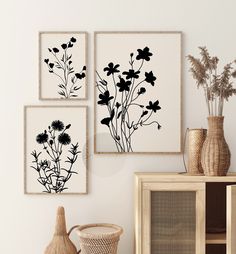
45;36;86;99
117;77;131;92
51;120;64;131
70;37;76;43
138;87;146;95
58;133;71;145
96;46;161;152
123;69;140;80
97;90;114;105
61;43;67;50
146;100;161;112
145;71;156;86
36;132;49;144
136;47;153;61
75;73;86;79
104;62;120;76
31;120;80;193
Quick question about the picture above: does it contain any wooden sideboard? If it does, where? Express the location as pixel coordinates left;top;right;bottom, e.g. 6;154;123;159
135;173;236;254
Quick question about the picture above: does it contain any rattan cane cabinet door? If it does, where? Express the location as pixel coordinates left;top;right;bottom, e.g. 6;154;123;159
227;185;236;254
139;182;205;254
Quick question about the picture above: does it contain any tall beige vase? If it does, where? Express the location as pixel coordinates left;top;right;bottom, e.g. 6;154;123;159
44;207;78;254
201;116;231;176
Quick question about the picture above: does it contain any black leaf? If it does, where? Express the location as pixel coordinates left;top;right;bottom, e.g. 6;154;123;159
74;86;82;91
117;111;122;119
141;111;148;118
116;102;121;108
101;117;111;127
53;47;59;53
99;80;107;86
110;109;115;120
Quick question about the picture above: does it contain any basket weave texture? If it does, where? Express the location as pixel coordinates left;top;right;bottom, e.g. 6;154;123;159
187;128;207;175
76;223;123;254
201;116;231;176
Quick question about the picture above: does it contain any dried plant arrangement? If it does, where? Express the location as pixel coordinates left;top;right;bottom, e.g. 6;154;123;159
187;47;236;116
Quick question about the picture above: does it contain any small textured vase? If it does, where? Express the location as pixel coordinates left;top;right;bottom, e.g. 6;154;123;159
44;207;78;254
186;128;207;175
201;116;231;176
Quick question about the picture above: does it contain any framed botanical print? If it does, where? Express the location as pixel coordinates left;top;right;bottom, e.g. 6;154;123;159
39;32;87;100
24;106;88;194
94;31;182;154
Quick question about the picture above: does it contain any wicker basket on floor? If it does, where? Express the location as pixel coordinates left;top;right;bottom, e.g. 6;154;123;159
76;223;123;254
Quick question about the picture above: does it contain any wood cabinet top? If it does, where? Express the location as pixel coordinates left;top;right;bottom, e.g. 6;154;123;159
135;172;236;182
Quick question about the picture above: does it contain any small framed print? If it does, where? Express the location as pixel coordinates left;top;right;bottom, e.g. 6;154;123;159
39;32;87;100
94;31;182;154
24;106;88;194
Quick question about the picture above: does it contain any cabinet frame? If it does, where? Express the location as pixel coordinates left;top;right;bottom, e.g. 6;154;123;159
135;173;236;254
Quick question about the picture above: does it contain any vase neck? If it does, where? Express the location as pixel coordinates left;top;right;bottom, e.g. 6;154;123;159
207;116;224;136
54;207;67;235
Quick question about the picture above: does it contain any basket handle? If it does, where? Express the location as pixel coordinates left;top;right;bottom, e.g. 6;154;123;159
68;225;81;254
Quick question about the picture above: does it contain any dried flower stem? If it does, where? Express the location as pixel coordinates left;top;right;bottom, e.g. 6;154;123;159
187;47;236;116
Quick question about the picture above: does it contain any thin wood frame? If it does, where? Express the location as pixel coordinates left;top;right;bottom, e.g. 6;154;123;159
39;31;88;101
24;105;88;195
94;31;183;154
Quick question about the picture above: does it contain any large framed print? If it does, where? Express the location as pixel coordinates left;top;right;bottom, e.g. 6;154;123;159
39;32;87;100
24;106;88;194
94;31;182;154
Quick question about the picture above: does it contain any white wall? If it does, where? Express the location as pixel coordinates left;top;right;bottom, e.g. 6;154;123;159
0;0;236;253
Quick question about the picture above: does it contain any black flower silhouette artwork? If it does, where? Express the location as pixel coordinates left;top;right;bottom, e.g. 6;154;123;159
31;120;80;193
96;46;162;152
44;36;86;99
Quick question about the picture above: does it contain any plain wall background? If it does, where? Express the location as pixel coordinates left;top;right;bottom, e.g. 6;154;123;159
0;0;236;253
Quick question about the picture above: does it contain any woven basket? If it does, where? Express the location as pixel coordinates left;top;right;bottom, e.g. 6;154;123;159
201;116;231;176
76;223;123;254
186;128;207;175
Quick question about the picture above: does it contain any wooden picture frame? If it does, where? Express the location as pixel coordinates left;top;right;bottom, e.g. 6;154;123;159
24;105;88;194
39;31;88;100
94;31;182;154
